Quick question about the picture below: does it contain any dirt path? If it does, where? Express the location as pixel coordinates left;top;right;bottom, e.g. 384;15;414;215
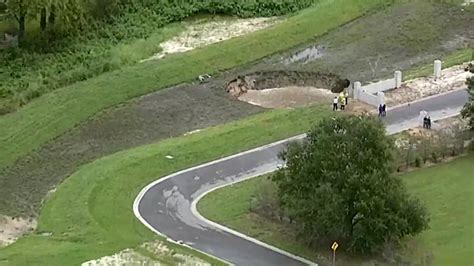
1;1;472;224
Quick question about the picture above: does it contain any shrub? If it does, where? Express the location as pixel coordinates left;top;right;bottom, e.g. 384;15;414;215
414;156;422;167
431;152;439;163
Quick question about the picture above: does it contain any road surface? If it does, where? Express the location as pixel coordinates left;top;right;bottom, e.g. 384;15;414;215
134;89;467;265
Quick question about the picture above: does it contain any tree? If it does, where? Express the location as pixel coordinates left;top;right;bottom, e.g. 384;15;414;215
5;0;86;42
5;0;30;40
272;116;429;254
461;76;474;130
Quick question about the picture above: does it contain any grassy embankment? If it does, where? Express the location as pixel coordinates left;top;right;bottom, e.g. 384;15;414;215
404;49;473;81
0;0;389;170
0;104;332;264
198;153;474;265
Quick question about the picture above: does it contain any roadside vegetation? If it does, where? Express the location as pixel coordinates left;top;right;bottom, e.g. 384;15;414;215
199;148;474;265
461;70;474;129
272;116;429;254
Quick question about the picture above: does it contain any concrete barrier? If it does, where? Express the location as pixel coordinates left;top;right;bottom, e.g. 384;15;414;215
434;60;442;80
395;71;402;88
362;79;396;94
353;81;362;100
353;71;402;107
359;90;378;106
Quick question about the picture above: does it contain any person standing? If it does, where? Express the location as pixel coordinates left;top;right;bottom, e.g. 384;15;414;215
382;104;387;117
344;91;349;106
378;104;383;117
333;97;338;111
340;96;345;110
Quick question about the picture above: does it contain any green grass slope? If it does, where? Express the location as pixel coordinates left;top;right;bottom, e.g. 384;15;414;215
0;0;388;169
403;155;474;265
198;153;474;265
0;105;331;265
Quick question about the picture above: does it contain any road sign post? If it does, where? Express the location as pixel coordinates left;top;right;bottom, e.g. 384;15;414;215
331;241;338;266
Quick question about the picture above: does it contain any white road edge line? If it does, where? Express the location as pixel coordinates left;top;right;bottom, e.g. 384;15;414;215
190;169;318;266
132;134;306;265
133;106;463;265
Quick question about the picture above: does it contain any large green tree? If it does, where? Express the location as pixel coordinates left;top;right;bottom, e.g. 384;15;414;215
272;116;429;254
461;75;474;130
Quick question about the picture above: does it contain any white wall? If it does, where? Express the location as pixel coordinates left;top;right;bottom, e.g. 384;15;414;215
362;79;396;94
358;90;380;107
353;71;404;107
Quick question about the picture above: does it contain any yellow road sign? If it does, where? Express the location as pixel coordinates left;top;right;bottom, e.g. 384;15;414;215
331;241;339;251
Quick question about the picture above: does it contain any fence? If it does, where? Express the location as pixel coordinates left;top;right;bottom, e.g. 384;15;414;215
353;71;401;107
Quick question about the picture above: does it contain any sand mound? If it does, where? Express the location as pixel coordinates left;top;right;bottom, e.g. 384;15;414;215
0;215;36;247
238;86;334;109
81;240;211;266
143;17;280;62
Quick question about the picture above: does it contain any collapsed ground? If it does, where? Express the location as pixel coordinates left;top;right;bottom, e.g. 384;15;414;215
1;1;472;222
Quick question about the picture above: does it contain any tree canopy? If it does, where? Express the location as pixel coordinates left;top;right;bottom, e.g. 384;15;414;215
461;76;474;130
272;116;429;254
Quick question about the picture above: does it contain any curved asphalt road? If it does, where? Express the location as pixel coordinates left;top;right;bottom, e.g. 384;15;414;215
134;89;467;265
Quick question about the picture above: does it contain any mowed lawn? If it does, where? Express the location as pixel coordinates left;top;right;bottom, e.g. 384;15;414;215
403;154;474;265
198;153;474;265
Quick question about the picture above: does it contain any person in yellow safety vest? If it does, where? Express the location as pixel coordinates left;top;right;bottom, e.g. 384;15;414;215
339;92;345;110
344;91;349;105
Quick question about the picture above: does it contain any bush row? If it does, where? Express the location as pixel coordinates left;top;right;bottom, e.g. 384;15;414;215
0;0;318;114
394;127;473;172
